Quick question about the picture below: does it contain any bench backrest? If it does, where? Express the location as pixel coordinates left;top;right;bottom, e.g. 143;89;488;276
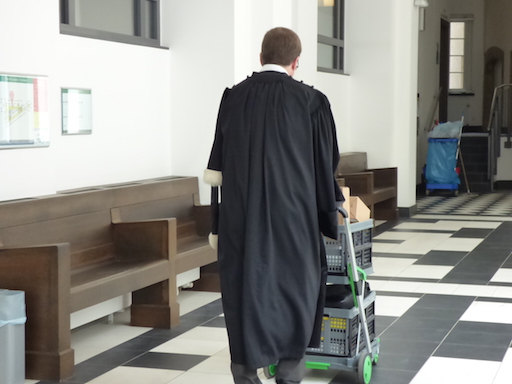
0;176;202;270
337;152;368;176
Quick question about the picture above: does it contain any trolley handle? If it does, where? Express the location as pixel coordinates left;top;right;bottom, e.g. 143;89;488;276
337;206;349;219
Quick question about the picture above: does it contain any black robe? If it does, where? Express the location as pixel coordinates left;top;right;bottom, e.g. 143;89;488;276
206;71;343;369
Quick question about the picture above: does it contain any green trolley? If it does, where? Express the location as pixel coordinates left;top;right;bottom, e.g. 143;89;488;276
264;207;380;384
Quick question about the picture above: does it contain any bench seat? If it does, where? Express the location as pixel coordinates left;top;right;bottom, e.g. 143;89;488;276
70;259;170;312
0;176;215;381
337;152;398;220
176;236;215;274
373;186;397;204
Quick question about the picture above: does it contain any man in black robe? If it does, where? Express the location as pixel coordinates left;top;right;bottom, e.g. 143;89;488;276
204;27;343;384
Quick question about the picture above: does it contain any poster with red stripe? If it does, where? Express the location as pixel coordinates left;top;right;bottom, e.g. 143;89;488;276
0;74;49;149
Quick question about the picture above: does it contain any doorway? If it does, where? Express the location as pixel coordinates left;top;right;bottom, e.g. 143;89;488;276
439;18;450;123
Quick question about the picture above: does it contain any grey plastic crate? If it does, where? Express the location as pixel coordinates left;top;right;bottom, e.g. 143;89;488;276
324;219;373;275
307;291;375;358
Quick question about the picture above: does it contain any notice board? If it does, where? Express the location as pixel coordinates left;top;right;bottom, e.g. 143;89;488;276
61;88;92;135
0;74;50;149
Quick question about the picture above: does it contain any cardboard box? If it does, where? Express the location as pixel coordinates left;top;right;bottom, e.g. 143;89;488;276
349;196;371;222
338;186;351;224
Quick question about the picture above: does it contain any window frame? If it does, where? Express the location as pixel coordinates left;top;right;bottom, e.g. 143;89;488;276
317;0;345;74
448;17;473;94
60;0;162;48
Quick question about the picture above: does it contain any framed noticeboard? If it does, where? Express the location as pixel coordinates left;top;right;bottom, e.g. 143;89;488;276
61;88;92;135
0;73;50;149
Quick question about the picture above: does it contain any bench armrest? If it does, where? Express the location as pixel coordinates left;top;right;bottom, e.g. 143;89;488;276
0;243;71;287
112;218;177;262
341;172;374;195
369;167;397;190
194;204;211;237
0;244;72;358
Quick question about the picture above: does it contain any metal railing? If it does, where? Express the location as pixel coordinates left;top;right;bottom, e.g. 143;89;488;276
486;84;512;190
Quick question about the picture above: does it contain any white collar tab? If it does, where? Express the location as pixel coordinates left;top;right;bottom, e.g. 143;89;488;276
260;64;289;75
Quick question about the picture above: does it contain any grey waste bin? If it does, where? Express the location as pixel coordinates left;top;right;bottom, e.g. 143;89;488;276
0;290;26;384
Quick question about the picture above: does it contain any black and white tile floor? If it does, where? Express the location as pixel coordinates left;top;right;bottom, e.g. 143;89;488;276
417;192;512;217
28;192;512;384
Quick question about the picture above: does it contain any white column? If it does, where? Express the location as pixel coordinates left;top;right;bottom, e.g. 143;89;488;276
391;0;420;211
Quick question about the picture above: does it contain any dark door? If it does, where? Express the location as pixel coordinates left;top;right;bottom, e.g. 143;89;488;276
439;18;450;123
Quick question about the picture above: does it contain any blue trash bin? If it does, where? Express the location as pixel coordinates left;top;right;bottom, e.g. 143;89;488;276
425;138;461;195
0;290;27;384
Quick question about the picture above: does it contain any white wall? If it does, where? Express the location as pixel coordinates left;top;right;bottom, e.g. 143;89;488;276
344;0;420;209
316;73;351;152
0;0;172;201
485;0;512;181
497;138;512;181
163;1;236;204
2;0;426;211
344;0;395;162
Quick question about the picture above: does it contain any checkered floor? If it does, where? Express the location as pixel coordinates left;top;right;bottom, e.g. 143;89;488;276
28;192;512;384
417;192;512;216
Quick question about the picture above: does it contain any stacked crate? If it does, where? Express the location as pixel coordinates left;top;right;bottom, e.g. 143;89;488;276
307;219;376;358
324;220;373;275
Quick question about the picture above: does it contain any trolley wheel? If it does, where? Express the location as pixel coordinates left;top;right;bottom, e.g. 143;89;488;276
425;189;431;196
357;353;373;384
452;189;459;197
372;354;379;365
263;364;276;379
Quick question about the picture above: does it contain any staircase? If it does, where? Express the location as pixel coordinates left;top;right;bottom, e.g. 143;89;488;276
425;84;512;195
457;84;512;193
458;126;491;193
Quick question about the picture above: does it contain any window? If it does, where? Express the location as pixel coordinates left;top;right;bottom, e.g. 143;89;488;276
60;0;161;48
449;18;472;92
317;0;345;73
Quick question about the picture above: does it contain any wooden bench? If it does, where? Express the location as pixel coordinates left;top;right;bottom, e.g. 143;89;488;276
0;176;215;381
336;152;398;221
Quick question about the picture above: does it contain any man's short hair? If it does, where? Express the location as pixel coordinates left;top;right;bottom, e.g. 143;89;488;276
261;27;302;66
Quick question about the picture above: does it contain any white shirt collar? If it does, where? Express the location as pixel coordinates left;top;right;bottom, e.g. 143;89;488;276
260;64;289;75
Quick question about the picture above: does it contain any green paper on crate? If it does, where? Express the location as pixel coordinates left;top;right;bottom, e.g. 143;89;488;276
347;264;367;308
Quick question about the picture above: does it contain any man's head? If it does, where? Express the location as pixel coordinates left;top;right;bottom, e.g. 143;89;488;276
260;27;301;75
